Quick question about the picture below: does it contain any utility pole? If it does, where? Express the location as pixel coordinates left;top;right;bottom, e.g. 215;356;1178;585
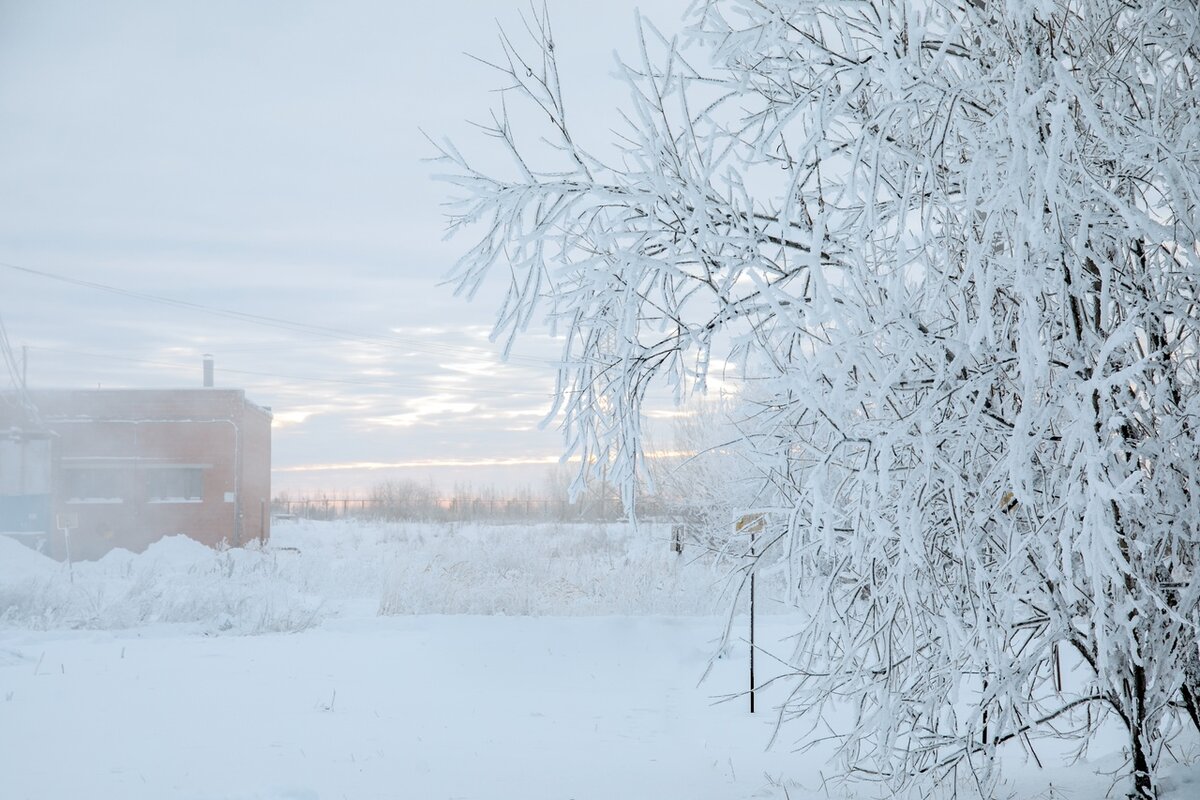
22;344;27;390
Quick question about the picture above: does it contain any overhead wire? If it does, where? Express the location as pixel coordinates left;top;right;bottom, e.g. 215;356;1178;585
24;345;555;400
0;260;556;368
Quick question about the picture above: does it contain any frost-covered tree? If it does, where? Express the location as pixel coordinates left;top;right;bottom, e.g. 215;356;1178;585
437;2;1200;796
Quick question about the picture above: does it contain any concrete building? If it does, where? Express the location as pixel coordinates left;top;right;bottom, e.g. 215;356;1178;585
0;386;272;560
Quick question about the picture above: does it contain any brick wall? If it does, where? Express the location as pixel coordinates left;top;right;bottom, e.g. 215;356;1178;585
1;389;272;559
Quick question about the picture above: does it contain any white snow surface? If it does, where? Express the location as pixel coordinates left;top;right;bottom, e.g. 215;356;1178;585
1;520;1198;799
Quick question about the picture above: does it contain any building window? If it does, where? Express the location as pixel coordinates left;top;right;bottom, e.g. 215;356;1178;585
146;467;204;503
64;469;124;504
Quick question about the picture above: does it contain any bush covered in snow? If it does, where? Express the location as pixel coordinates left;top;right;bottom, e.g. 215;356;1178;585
0;520;748;633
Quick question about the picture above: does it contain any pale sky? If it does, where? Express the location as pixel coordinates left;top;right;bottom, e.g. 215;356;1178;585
0;0;690;494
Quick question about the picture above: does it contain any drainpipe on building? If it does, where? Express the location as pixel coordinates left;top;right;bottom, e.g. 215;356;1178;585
234;411;242;546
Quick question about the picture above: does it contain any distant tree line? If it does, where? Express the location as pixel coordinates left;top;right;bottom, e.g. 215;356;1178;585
272;470;672;523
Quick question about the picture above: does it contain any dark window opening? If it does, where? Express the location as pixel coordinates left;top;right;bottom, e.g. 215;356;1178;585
64;469;124;503
146;468;204;502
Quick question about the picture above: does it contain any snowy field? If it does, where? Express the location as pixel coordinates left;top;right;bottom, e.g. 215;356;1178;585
2;521;1198;799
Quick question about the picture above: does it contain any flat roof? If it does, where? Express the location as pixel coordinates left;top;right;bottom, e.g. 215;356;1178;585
2;389;273;422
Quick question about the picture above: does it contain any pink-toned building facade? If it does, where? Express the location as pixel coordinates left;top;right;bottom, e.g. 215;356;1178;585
0;388;272;560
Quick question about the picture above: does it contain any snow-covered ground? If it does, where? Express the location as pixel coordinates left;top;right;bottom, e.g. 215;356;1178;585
2;521;1198;799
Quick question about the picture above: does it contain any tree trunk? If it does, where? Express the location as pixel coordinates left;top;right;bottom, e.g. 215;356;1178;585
1180;682;1200;735
1127;663;1155;800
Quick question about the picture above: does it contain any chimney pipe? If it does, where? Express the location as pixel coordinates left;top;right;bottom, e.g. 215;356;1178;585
202;354;214;388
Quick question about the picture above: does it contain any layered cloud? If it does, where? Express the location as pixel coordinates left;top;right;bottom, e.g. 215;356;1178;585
0;0;696;492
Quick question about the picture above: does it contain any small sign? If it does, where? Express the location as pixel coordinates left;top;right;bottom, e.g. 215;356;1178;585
736;513;766;534
56;512;79;530
223;492;236;503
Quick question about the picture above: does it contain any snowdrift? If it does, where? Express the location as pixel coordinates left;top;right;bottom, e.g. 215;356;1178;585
0;520;734;632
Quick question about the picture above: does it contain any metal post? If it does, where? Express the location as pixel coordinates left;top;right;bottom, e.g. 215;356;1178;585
63;526;72;583
737;512;764;714
750;524;756;714
57;519;75;584
982;669;989;745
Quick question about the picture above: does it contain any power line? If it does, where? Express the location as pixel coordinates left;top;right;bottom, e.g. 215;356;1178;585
0;260;556;368
24;345;555;400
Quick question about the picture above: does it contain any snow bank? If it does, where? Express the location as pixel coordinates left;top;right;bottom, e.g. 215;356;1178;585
0;533;57;582
0;533;322;634
0;520;740;633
